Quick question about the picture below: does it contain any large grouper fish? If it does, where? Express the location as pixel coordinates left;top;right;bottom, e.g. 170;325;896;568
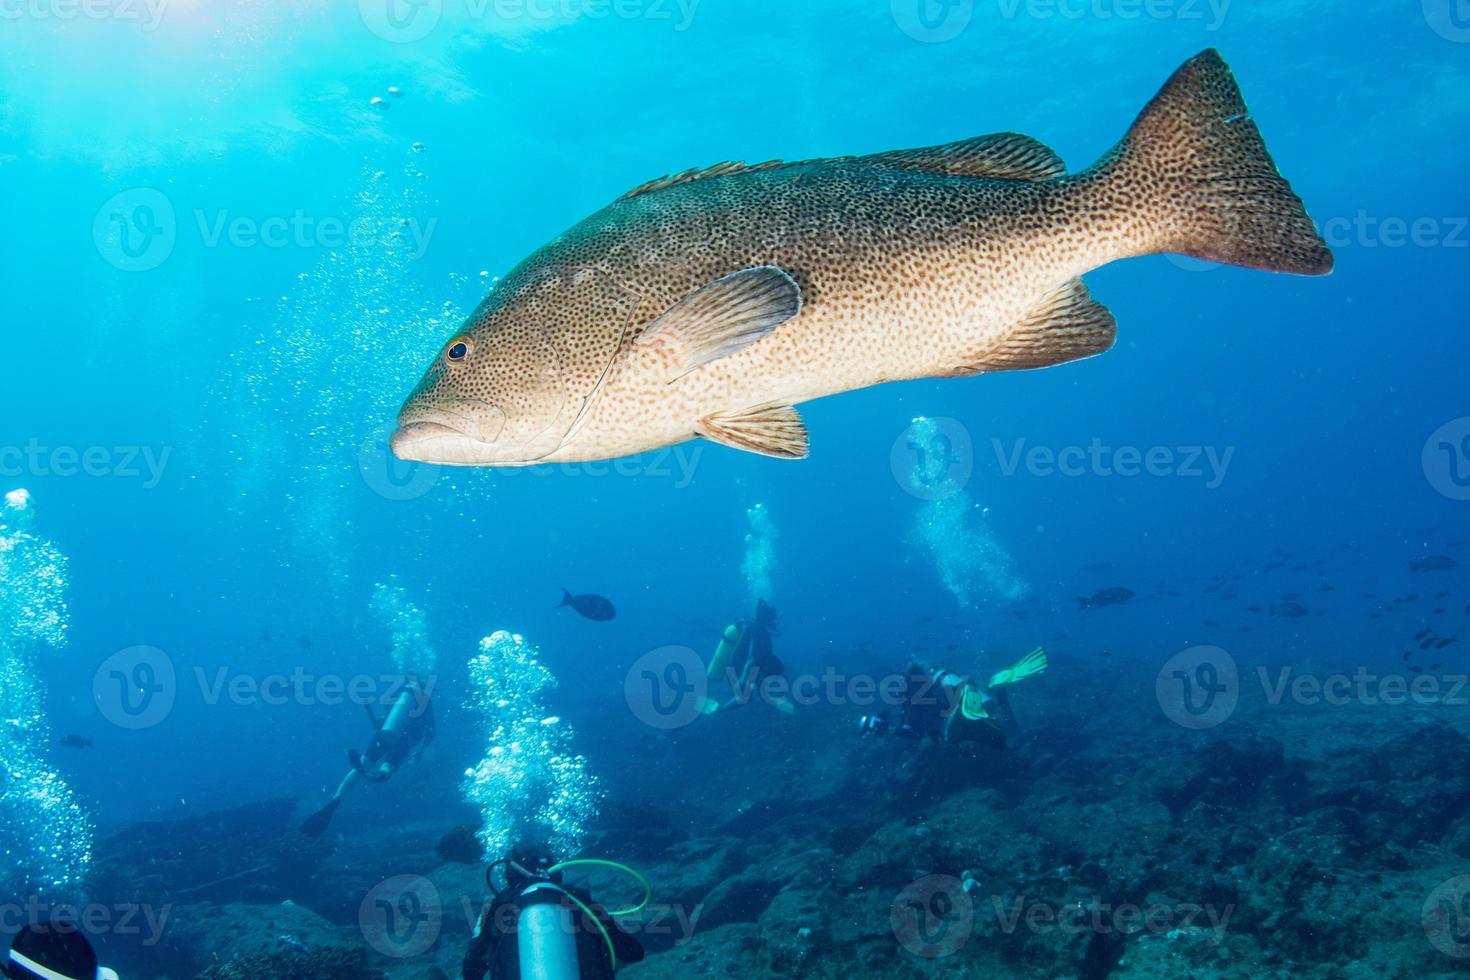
392;49;1332;466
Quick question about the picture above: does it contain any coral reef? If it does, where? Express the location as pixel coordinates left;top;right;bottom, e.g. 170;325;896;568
82;659;1470;979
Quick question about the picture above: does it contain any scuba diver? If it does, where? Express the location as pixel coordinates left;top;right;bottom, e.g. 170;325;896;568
462;848;647;980
301;676;435;838
702;599;794;715
4;918;119;980
860;648;1048;750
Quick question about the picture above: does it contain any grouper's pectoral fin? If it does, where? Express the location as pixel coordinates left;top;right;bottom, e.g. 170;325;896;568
952;278;1118;376
698;403;809;460
635;265;802;383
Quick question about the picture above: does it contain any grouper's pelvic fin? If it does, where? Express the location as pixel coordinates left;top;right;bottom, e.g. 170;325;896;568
1093;48;1334;275
698;403;809;459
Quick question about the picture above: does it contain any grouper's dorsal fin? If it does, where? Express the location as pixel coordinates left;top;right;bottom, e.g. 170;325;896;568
619;159;787;201
616;132;1061;202
871;133;1066;181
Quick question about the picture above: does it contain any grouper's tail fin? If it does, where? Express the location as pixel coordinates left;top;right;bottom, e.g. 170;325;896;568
1099;49;1333;275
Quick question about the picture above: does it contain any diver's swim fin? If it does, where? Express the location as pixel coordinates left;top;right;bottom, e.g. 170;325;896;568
988;647;1048;688
300;797;341;839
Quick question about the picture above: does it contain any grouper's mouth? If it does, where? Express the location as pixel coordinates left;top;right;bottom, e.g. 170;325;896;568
390;402;550;467
389;420;487;466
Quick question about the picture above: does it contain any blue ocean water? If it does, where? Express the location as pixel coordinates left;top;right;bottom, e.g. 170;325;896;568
3;2;1470;977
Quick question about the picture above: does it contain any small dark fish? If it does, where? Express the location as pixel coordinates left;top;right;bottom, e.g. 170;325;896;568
1421;638;1437;650
1401;651;1412;661
1431;664;1443;671
1409;665;1425;674
435;824;485;865
1282;592;1301;601
1202;619;1220;628
299;635;313;649
1435;608;1446;615
559;588;616;622
1270;601;1309;618
1436;637;1458;650
1078;587;1136;610
1247;605;1262;612
1411;556;1458;573
59;735;92;749
1415;629;1432;640
1435;591;1450;599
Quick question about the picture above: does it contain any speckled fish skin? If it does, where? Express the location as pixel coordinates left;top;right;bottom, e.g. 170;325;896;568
392;49;1332;467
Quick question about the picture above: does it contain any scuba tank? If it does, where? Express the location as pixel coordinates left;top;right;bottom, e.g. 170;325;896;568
707;624;743;682
517;881;581;980
378;680;418;736
472;855;651;980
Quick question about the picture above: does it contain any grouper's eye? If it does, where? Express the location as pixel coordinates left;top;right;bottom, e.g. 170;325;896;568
445;336;473;365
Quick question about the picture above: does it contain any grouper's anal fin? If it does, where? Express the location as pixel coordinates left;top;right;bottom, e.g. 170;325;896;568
952;278;1117;376
870;133;1066;182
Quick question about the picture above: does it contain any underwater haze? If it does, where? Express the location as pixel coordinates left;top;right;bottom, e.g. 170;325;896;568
3;1;1470;978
